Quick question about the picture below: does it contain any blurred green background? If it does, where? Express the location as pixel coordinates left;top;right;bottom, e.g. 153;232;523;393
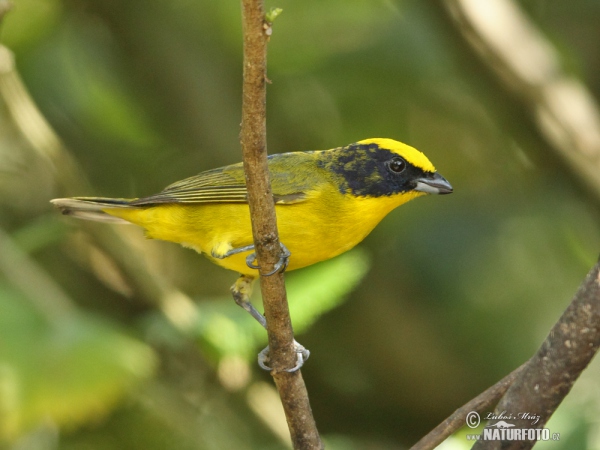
1;0;600;449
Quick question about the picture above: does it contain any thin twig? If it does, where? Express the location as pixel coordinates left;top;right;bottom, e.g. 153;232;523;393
239;1;322;448
410;362;527;450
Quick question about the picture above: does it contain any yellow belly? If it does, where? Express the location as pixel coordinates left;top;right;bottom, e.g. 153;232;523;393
105;187;424;276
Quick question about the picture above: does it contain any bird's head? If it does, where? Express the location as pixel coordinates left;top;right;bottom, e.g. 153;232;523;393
321;138;453;198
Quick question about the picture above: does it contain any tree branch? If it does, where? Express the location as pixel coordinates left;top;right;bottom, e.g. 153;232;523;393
239;1;322;448
471;260;600;449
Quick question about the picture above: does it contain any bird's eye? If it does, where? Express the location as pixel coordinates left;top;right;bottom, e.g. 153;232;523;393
388;157;406;173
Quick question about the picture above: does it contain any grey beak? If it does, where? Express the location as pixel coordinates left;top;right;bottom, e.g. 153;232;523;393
414;172;453;195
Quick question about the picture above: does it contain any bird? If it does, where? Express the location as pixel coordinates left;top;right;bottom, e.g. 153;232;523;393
51;138;452;371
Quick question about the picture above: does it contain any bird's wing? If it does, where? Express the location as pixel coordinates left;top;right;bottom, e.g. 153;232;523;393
129;155;316;207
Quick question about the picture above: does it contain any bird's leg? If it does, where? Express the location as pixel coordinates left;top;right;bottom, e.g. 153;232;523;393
212;244;255;260
230;274;310;372
230;275;266;329
212;242;291;276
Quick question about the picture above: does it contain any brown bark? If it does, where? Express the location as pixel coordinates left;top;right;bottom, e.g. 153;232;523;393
239;1;323;448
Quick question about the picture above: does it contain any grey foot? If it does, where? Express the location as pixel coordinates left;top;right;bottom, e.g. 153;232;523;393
246;242;291;276
258;340;310;372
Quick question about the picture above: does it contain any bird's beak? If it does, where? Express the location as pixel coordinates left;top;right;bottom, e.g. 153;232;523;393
414;172;453;195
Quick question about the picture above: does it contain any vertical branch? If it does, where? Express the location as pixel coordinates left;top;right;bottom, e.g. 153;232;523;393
239;1;323;448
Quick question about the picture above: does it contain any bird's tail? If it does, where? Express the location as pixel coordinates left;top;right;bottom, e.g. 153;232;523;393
50;197;136;224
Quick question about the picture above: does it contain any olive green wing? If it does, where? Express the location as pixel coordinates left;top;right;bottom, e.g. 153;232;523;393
129;152;323;207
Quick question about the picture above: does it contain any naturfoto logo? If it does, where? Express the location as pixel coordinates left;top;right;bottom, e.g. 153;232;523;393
464;411;560;442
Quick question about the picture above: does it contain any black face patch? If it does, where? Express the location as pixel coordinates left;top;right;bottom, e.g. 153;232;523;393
317;143;429;197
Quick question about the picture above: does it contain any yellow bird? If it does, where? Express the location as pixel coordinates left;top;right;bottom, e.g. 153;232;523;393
52;138;452;370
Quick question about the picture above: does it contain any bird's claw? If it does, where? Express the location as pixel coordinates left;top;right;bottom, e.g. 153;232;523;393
258;340;310;372
246;242;291;276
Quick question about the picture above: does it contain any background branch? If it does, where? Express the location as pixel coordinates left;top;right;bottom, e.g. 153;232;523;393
239;1;322;448
471;259;600;449
442;0;600;200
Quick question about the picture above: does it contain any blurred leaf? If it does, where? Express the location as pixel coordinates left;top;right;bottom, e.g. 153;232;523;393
82;74;161;148
34;17;162;150
194;301;259;361
284;247;370;333
0;285;156;441
265;7;283;24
